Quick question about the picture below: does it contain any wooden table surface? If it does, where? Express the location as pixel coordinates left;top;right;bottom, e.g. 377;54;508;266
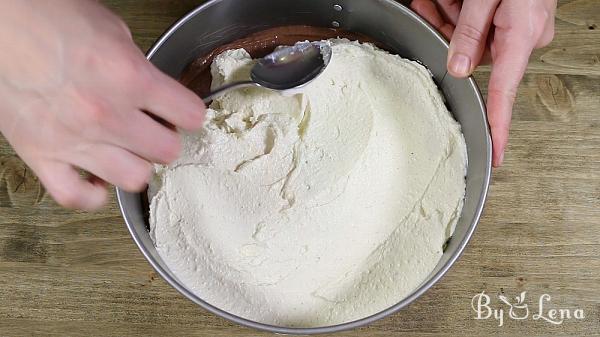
1;0;599;336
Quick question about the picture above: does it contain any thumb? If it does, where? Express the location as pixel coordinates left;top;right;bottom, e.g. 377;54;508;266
447;0;500;77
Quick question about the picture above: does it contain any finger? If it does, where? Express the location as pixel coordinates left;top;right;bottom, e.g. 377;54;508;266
436;0;462;25
411;0;455;40
73;143;152;192
536;22;554;49
143;64;206;131
537;0;557;48
35;161;108;210
487;32;534;167
111;110;182;164
447;0;500;78
536;10;556;48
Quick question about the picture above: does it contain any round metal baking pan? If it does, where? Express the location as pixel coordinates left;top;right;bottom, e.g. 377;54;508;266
117;0;492;334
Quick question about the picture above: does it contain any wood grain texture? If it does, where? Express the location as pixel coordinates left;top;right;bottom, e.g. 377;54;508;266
1;0;599;336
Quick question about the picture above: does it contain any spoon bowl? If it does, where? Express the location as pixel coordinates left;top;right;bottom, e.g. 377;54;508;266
252;42;331;90
203;42;331;103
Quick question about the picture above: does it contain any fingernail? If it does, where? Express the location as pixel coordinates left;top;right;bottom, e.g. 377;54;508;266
498;151;505;166
449;53;471;77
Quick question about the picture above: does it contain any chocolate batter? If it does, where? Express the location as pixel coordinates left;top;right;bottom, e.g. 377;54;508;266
179;25;380;96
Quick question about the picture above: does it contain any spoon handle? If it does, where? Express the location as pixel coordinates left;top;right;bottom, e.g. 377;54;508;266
203;81;259;104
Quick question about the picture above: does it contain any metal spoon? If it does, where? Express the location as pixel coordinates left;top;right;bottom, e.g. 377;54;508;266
203;42;332;103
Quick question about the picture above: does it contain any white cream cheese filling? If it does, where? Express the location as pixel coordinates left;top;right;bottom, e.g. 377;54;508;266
149;39;467;327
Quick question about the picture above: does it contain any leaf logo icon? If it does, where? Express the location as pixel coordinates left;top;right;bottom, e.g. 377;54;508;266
516;291;527;305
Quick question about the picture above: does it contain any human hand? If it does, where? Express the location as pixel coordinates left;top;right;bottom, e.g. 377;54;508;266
411;0;556;166
0;0;205;210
